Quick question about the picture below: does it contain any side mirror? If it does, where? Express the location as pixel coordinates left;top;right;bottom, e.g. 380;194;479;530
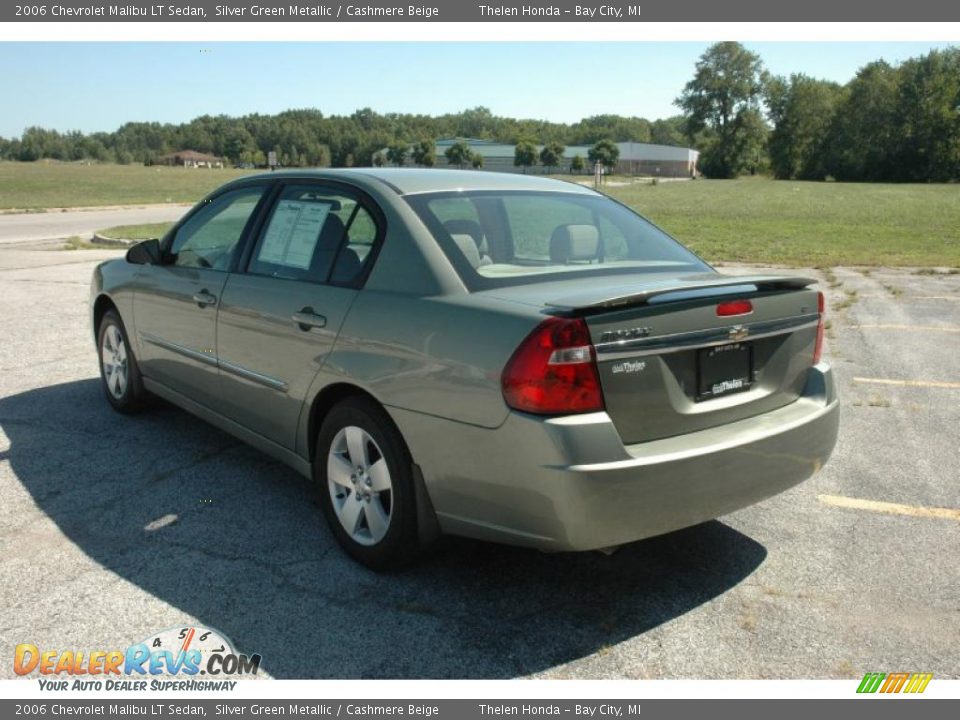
126;238;162;265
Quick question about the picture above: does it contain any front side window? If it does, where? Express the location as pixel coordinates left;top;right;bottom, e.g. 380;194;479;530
407;191;708;289
247;184;380;285
170;186;266;271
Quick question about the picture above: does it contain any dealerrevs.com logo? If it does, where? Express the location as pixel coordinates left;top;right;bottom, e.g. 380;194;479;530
14;626;262;691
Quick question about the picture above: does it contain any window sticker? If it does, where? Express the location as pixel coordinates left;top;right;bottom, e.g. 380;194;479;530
257;200;332;270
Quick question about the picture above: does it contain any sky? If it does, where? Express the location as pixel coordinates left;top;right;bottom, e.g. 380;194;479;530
0;41;956;138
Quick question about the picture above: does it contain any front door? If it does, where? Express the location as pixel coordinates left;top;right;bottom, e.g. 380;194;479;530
215;182;381;448
133;184;268;409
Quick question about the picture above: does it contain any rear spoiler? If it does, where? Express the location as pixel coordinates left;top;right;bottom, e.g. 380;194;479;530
545;274;818;313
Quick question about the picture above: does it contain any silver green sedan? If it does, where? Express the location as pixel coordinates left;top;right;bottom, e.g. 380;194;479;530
90;169;838;568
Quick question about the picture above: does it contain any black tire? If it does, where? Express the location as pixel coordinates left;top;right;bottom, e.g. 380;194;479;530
315;397;421;570
97;309;147;413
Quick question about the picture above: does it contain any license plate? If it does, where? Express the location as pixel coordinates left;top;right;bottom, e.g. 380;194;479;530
697;342;753;401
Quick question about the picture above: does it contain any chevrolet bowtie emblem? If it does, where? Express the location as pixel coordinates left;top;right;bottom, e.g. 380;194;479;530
729;325;749;342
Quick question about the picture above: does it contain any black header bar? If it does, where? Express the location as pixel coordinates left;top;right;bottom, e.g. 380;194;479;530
6;0;960;22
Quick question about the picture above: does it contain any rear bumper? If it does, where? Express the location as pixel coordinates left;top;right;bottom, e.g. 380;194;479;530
391;363;839;552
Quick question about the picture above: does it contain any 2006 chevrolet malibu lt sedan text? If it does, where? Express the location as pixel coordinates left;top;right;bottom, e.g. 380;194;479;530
90;169;839;568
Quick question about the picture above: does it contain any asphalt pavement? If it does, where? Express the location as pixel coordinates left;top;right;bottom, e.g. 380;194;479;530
0;205;188;244
0;239;957;679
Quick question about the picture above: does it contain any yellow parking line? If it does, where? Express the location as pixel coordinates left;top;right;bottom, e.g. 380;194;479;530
854;324;960;332
818;494;960;521
853;377;960;389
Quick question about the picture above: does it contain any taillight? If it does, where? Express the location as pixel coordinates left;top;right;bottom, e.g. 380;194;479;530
813;291;825;364
716;299;753;316
501;317;603;415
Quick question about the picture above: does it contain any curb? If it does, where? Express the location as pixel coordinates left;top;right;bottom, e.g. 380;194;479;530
90;233;138;247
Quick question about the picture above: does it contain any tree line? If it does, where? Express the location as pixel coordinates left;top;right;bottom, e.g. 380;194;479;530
678;42;960;181
0;106;684;170
2;43;957;182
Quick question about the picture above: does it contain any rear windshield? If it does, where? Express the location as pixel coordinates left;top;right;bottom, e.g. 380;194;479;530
406;190;709;289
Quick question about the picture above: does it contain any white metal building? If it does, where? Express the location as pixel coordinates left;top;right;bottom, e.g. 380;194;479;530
375;138;699;177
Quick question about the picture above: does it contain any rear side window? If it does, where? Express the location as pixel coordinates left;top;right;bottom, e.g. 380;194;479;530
407;191;708;289
247;184;381;286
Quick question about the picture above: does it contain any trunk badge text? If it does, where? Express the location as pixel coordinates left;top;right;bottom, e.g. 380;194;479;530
599;327;652;344
612;360;647;374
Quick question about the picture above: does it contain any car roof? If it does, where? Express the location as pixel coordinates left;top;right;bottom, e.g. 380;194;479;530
226;168;599;197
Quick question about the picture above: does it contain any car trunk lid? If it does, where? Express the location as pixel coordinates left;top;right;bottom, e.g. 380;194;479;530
548;273;821;444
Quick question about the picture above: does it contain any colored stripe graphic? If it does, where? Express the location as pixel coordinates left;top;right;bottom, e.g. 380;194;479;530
881;672;909;693
857;672;932;694
857;673;885;693
905;673;933;693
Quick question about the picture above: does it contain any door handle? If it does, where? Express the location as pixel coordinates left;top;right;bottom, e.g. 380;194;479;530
192;290;217;307
292;308;327;331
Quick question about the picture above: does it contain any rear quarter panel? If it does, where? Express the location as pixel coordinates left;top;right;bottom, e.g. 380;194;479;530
314;292;541;430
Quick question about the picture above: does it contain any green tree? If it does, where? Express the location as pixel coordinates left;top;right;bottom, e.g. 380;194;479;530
386;142;408;167
587;139;619;171
514;140;538;173
444;140;472;169
569;115;651;144
650;116;687;146
823;61;900;181
893;48;960;182
372;152;385;168
570;154;585;173
223;127;255;163
456;106;496;138
676;41;768;178
471;152;484;169
539;141;565;173
411;139;435;167
766;74;843;180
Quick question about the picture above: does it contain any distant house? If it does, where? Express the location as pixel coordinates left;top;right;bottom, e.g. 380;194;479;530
374;138;699;177
158;150;224;168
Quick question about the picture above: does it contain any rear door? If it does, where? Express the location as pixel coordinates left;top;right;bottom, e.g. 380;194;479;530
215;182;382;448
133;183;269;409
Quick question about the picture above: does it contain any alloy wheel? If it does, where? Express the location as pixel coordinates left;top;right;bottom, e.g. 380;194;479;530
101;324;128;400
327;426;393;546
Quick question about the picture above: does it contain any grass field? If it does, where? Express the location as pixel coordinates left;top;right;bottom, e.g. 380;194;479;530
3;163;957;267
0;161;255;210
603;177;960;267
97;223;173;240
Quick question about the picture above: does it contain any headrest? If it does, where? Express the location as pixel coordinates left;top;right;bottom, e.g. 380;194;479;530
317;213;346;250
444;218;488;255
549;224;600;264
450;234;482;269
330;247;361;284
444;219;483;243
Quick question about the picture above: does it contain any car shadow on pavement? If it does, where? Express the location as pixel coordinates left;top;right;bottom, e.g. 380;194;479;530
2;379;767;679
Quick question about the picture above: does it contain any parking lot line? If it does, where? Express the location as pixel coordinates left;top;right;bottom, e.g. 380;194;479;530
914;296;960;301
853;377;960;389
853;324;960;333
818;494;960;521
